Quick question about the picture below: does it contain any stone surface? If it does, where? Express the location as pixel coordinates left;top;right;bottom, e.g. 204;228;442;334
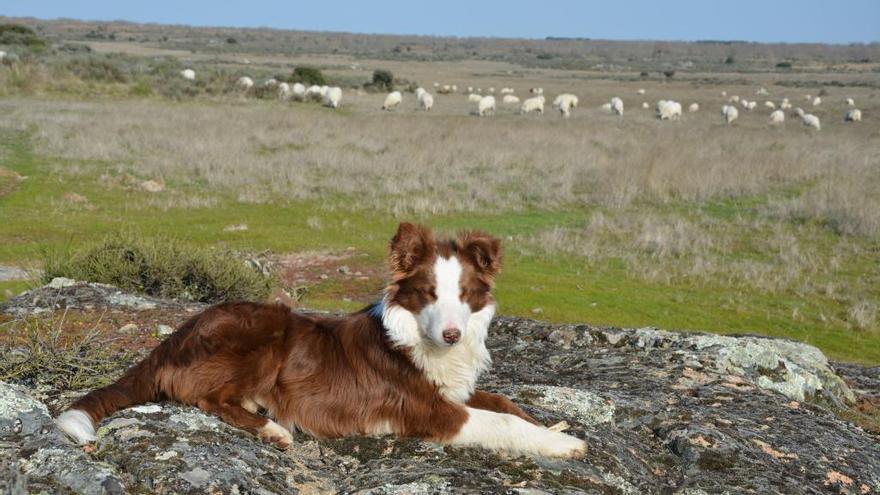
1;284;879;494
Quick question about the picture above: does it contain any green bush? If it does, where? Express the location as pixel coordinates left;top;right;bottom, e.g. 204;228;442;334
42;232;273;303
65;57;129;83
371;69;394;91
290;66;326;86
0;24;46;50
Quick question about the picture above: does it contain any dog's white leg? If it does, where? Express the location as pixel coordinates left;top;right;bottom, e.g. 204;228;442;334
448;407;586;458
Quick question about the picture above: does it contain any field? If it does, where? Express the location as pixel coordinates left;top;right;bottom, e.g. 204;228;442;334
1;17;879;364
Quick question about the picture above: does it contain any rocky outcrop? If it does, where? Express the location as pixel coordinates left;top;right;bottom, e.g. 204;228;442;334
1;283;879;494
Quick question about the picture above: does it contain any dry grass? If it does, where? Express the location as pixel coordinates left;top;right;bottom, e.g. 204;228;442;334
0;91;877;234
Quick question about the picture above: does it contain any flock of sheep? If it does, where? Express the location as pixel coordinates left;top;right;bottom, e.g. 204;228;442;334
179;69;864;129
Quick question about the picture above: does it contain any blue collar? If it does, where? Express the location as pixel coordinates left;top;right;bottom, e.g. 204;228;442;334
367;300;385;320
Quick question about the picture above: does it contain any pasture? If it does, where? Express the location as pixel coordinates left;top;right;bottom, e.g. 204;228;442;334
0;18;878;363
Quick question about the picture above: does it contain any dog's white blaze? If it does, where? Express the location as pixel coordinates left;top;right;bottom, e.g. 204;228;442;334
416;256;471;345
450;407;587;458
56;409;96;444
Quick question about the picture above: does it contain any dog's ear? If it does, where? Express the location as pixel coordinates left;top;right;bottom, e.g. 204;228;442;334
458;230;502;279
389;222;434;276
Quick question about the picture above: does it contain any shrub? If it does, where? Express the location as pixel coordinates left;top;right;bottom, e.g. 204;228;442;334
724;55;735;65
369;69;394;92
663;70;676;79
0;24;46;50
776;61;792;69
42;232;273;303
290;66;326;86
65;57;129;83
226;37;238;44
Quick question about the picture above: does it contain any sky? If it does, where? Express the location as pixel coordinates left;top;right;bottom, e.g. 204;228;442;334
5;1;879;44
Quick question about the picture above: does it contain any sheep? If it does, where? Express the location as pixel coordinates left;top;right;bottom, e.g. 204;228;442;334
478;95;496;116
804;94;812;101
740;99;750;109
180;69;196;80
747;101;757;111
305;85;324;101
415;87;426;100
729;95;740;103
793;107;805;118
0;51;5;61
500;88;515;94
812;97;822;107
264;78;278;87
844;109;862;122
765;101;776;109
467;86;474;94
637;88;646;95
845;97;855;106
521;96;545;114
642;102;650;109
438;85;453;95
657;100;682;121
433;82;440;89
278;82;292;100
600;103;612;113
610;97;624;116
488;87;496;94
721;104;739;125
769;110;785;125
502;94;520;104
721;90;728;97
780;98;792;110
802;113;820;130
292;83;306;101
451;85;458;92
756;87;769;96
554;94;578;117
236;76;255;90
688;102;699;113
529;87;543;95
419;92;434;112
382;91;403;111
468;93;483;103
323;87;342;109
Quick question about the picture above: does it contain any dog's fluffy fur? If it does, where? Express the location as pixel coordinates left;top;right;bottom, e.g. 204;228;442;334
56;223;586;458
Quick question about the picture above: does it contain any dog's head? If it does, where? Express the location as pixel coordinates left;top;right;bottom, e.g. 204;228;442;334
381;222;501;349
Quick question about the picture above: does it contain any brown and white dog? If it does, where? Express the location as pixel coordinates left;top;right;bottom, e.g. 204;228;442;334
56;223;586;458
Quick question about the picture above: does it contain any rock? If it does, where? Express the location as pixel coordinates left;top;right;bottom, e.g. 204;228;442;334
1;285;879;493
338;265;352;275
46;277;76;289
140;179;165;193
156;324;174;337
117;323;139;334
0;265;29;282
223;223;248;232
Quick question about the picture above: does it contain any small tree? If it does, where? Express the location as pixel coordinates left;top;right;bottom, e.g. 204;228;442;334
372;69;394;92
663;70;676;79
290;66;326;86
724;55;735;65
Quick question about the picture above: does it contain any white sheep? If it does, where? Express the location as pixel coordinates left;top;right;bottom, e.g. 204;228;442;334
451;85;458;92
478;95;496;116
637;88;646;95
264;78;278;87
488;87;496;94
845;97;855;106
688;102;699;113
180;69;196;80
642;102;650;109
278;82;292;100
657;100;682;120
529;87;544;95
521;96;545;114
419;92;434;112
468;93;483;103
382;91;403;111
740;99;750;109
237;76;255;90
729;95;740;103
780;98;792;110
415;87;426;100
0;51;6;61
793;107;805;118
769;110;785;125
433;82;440;88
812;97;822;107
467;86;473;94
502;94;520;104
610;97;624;116
765;101;776;109
804;94;812;101
802;113;820;130
756;87;769;96
292;83;306;101
554;94;578;117
747;101;757;111
721;104;739;125
323;87;342;108
305;85;324;101
500;88;514;94
438;85;453;95
721;90;728;97
844;109;862;122
599;103;612;113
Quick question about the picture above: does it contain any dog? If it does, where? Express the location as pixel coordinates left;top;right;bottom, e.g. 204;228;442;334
56;222;586;458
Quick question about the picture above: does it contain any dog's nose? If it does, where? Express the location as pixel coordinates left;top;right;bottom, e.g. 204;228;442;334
442;328;461;344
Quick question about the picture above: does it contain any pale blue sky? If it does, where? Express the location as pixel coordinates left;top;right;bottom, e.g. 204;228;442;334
6;1;879;44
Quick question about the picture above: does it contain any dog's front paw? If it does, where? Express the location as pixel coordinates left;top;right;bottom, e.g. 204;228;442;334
539;431;587;459
258;420;293;450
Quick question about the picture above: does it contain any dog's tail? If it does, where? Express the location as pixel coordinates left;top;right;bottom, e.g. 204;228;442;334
55;315;199;444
